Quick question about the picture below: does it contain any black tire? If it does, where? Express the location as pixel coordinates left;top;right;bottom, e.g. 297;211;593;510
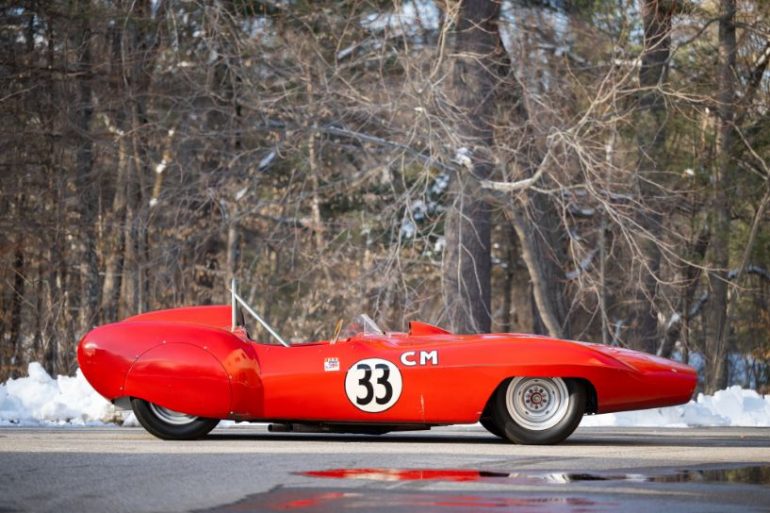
492;377;586;445
479;417;505;439
130;398;219;440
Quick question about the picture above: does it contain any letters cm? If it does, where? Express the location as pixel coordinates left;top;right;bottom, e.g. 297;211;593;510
400;350;438;367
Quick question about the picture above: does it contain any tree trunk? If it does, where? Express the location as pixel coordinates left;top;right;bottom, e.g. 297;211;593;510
74;5;100;332
45;168;68;376
226;217;240;287
99;16;131;324
442;0;502;334
501;226;517;332
509;204;567;337
9;243;25;377
100;134;128;323
659;225;710;358
705;0;737;393
33;263;45;363
627;0;673;353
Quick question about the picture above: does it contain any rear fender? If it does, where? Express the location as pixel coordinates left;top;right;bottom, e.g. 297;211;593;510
124;342;232;418
79;321;264;419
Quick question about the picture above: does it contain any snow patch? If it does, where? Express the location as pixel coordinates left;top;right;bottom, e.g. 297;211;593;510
582;386;770;428
258;150;276;171
400;219;416;239
362;0;440;34
0;363;114;426
430;173;449;195
453;147;473;169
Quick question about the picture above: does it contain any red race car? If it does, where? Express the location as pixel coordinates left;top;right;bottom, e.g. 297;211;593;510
77;282;697;444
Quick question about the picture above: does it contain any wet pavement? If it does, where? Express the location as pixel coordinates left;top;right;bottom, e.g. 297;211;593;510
1;426;769;512
196;463;770;512
201;488;620;513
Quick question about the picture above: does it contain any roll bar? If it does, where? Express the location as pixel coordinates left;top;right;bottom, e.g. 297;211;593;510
229;279;291;347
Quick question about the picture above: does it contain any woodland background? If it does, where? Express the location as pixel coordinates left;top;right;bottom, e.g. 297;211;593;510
1;0;769;393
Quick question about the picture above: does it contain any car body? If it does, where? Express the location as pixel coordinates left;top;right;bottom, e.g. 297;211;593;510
77;289;697;444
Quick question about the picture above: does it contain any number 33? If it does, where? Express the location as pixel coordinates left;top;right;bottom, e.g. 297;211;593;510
345;358;403;413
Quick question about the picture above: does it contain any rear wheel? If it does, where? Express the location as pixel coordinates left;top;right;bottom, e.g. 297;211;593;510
131;398;219;440
492;377;586;445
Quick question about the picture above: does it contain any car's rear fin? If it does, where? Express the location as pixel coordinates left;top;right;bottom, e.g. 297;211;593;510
408;321;451;336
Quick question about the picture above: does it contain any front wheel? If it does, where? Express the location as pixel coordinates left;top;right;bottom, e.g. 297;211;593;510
130;398;219;440
491;377;586;445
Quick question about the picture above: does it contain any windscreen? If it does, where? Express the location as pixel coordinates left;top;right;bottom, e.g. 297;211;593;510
339;314;384;339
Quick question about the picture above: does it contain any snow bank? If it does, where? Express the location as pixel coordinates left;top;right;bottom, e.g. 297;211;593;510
2;363;770;428
0;363;114;426
581;386;770;428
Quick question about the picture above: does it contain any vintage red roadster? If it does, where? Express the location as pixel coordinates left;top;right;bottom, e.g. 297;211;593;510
77;282;697;444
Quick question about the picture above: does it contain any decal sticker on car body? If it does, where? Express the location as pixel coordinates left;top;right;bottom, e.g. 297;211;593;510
344;358;402;413
400;350;439;367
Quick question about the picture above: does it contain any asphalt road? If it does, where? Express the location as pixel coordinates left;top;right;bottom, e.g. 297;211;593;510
1;425;769;513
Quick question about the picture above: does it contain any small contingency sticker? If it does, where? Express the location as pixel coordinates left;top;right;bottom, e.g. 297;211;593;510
324;357;340;372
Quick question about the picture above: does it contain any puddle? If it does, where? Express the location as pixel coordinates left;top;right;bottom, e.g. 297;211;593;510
200;488;614;512
299;465;770;487
649;466;770;486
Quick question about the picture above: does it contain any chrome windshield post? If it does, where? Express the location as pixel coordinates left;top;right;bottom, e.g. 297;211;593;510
228;279;291;348
231;278;237;331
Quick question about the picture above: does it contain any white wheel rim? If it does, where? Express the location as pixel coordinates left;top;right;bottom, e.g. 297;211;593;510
505;377;570;431
148;403;197;426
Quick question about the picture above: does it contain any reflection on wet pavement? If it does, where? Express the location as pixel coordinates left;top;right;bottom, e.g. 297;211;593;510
301;468;516;483
299;465;770;486
201;488;614;513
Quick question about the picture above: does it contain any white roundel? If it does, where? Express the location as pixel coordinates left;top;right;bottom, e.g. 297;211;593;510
344;358;402;413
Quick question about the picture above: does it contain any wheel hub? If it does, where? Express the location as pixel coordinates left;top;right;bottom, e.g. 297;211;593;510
505;377;570;431
148;403;197;426
526;388;548;409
